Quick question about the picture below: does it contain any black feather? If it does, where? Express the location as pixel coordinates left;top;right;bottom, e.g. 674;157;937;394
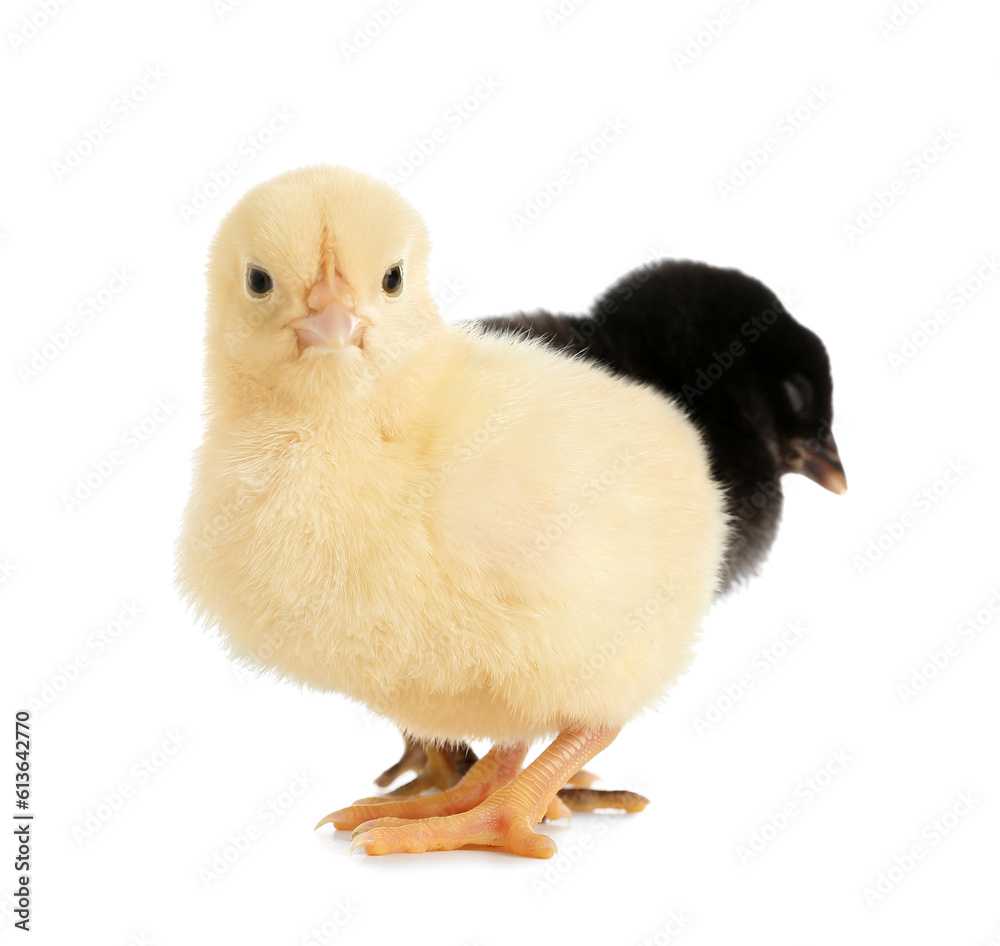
478;259;840;591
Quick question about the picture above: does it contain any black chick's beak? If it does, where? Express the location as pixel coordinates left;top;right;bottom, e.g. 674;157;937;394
787;435;848;495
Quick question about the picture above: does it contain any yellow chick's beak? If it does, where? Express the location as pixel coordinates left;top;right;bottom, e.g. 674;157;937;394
292;265;365;351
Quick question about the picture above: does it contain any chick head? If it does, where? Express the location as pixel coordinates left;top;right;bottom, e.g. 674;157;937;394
750;306;846;495
204;165;436;404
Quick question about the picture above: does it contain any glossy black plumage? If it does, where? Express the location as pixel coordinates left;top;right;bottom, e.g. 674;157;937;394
479;259;845;591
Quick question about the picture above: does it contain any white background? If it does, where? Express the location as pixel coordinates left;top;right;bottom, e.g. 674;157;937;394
3;0;999;943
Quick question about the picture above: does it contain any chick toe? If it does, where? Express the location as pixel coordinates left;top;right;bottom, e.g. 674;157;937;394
318;744;525;831
349;803;553;858
543;795;573;822
565;769;600;788
556;788;650;813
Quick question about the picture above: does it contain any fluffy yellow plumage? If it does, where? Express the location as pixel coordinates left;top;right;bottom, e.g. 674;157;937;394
177;165;728;856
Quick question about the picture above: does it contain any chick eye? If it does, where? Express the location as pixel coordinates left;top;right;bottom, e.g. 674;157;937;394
382;264;403;297
783;373;813;417
246;266;273;296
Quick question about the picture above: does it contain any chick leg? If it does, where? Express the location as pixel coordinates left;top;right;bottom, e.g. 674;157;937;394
373;737;479;797
317;744;526;831
372;735;427;789
350;726;620;858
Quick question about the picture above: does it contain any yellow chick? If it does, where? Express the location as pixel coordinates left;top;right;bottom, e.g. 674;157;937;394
177;165;728;857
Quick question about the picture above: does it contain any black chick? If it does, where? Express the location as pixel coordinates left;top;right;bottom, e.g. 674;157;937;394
483;258;846;590
375;258;847;802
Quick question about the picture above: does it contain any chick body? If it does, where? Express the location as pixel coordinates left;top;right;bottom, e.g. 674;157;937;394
177;166;731;855
181;321;726;744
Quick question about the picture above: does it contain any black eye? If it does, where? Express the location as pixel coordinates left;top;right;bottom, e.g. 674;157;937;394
246;266;273;296
783;373;813;417
382;264;403;296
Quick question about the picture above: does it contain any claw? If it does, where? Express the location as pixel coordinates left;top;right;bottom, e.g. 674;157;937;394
315;809;351;831
350;830;375;854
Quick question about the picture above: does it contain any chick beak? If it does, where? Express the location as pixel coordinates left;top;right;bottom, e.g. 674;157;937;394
292;266;365;351
788;436;848;495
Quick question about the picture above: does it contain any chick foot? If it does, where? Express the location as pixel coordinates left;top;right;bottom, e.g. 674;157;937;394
317;744;526;831
373;737;479;797
350;726;620;857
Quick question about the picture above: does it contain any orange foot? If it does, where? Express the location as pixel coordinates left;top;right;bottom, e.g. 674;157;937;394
344;726;621;858
316;744;526;832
